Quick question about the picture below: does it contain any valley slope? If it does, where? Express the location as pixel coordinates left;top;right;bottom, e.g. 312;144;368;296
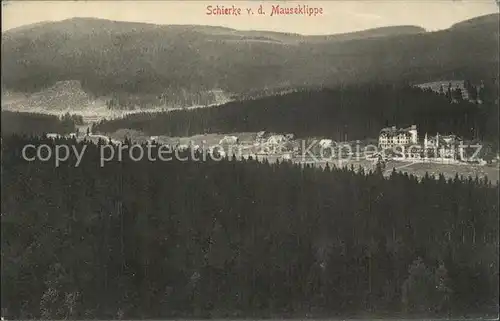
1;14;498;111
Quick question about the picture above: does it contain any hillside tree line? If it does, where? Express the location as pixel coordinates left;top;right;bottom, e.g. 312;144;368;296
94;84;498;144
1;111;78;136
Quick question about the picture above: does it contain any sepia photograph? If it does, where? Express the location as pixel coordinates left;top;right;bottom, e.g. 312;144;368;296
1;0;499;319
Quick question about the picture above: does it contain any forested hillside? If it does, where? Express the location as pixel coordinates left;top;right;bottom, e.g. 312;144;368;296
1;110;79;136
1;136;498;319
94;84;499;143
2;14;498;107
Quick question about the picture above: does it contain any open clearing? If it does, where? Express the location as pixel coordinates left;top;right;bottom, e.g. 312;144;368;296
386;160;499;182
108;129;258;146
104;130;499;182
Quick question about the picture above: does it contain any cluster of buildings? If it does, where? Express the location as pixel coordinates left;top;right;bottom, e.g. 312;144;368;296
46;132;78;139
255;131;295;146
144;132;297;159
140;127;477;164
378;125;466;161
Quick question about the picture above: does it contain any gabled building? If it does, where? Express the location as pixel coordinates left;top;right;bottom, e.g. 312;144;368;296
378;125;418;149
424;133;464;159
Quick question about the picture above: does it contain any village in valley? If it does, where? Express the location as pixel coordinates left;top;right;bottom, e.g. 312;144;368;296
43;118;498;183
192;124;498;176
36;76;499;183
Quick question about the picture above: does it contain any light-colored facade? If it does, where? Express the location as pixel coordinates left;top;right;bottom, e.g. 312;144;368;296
378;124;467;161
378;125;418;149
424;133;464;159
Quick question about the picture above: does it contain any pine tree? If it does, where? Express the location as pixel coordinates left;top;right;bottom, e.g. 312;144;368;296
401;258;435;314
434;262;452;315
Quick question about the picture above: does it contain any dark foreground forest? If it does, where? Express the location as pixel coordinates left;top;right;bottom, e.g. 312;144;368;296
1;136;498;319
94;83;499;143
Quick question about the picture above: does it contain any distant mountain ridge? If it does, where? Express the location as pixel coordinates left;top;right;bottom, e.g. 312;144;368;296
1;14;498;110
450;13;499;29
2;17;426;41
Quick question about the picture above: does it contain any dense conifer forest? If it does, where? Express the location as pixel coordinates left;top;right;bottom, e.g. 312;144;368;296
94;84;499;144
1;135;498;319
1;111;79;136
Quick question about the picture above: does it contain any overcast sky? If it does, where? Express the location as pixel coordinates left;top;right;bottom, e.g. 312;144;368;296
2;0;499;35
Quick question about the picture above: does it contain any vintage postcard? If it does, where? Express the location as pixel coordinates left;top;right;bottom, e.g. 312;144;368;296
1;0;499;319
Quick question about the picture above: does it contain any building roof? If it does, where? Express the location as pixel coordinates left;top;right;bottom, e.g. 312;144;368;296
440;134;462;141
425;133;462;147
379;125;416;135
